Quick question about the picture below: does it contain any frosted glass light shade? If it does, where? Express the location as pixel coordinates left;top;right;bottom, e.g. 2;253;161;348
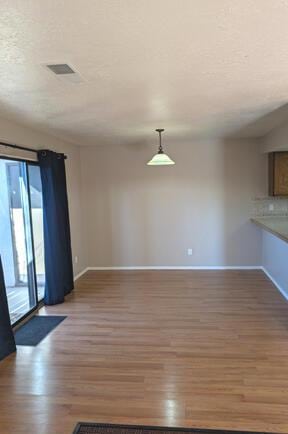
147;152;175;166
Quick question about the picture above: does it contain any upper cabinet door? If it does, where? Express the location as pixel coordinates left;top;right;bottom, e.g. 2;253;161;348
269;152;288;196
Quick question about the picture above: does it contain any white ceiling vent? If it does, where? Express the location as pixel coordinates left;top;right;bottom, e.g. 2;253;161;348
45;63;84;83
46;63;75;75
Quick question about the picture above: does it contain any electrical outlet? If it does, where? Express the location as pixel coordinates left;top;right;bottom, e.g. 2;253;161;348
74;256;78;264
187;248;193;256
269;204;274;211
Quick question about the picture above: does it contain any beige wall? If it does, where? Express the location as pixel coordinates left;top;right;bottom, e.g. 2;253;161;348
0;116;268;270
0;117;86;276
263;120;288;152
80;138;266;267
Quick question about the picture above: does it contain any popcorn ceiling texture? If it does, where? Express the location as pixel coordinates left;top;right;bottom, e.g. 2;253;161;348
1;1;288;145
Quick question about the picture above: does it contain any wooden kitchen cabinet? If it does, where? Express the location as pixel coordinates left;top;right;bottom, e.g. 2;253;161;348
269;151;288;196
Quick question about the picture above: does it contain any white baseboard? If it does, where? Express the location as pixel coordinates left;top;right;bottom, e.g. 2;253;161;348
261;266;288;301
75;265;288;303
86;265;263;270
73;267;89;282
74;266;262;281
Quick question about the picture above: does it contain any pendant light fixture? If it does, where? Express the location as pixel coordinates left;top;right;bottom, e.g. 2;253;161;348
147;128;175;166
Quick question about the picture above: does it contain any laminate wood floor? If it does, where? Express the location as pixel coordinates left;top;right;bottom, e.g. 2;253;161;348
1;270;288;434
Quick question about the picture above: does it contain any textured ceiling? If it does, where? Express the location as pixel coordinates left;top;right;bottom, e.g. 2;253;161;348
1;0;288;146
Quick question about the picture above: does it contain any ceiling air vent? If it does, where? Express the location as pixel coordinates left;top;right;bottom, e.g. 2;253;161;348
46;64;75;75
44;63;84;83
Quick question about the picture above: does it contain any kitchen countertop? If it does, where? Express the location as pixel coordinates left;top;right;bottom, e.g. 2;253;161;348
251;216;288;243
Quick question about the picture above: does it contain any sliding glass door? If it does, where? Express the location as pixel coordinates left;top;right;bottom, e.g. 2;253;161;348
28;164;45;301
0;158;45;325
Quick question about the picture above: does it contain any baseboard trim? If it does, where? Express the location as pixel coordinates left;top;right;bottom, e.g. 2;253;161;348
86;265;263;270
74;267;89;282
76;265;288;302
261;266;288;301
75;265;263;281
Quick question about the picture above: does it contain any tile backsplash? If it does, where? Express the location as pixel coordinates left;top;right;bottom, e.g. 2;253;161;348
252;197;288;217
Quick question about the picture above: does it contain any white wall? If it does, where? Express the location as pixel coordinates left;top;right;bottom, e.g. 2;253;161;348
81;138;266;267
262;230;288;300
0;117;86;276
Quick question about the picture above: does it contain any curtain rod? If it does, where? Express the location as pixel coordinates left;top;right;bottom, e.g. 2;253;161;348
0;141;67;159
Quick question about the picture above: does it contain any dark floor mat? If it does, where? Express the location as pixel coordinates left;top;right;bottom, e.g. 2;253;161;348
73;423;276;434
15;315;66;346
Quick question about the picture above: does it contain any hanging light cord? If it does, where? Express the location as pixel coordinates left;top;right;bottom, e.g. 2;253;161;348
157;129;164;154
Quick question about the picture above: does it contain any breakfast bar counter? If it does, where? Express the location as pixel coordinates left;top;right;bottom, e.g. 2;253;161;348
251;216;288;243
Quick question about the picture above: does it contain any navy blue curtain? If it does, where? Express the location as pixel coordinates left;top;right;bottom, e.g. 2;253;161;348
38;150;74;305
0;256;16;361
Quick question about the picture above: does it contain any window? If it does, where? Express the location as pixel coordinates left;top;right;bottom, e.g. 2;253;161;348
0;158;45;324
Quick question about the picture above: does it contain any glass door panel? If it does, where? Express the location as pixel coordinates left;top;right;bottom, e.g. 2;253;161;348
28;164;45;301
0;159;37;324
